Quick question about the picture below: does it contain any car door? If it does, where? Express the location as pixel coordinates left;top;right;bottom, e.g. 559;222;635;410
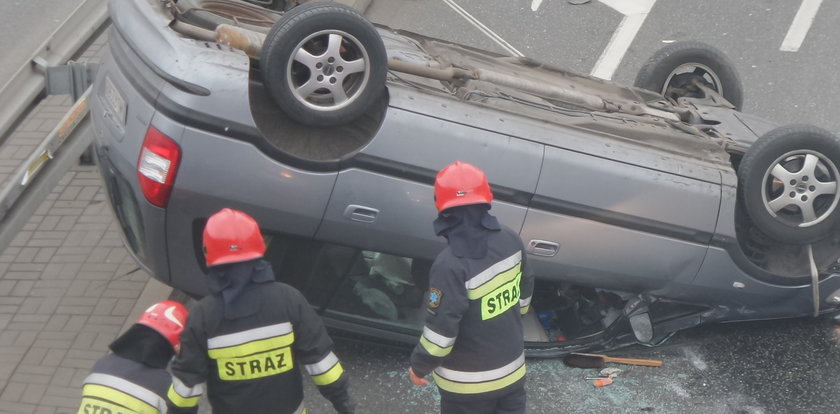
315;106;544;263
520;142;722;292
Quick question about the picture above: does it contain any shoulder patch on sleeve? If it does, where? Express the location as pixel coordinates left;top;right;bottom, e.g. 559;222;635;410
427;288;443;309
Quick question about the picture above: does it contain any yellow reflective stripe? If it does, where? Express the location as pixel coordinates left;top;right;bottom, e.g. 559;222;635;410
84;373;165;411
208;332;294;359
78;396;145;414
467;263;521;300
217;346;294;381
167;384;200;408
520;304;530;315
208;323;293;348
432;364;526;395
311;361;344;386
305;352;339;376
420;335;453;357
465;252;521;290
480;273;521;320
82;384;155;413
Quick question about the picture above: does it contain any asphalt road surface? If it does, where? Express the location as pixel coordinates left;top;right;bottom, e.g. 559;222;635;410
297;315;840;413
367;0;840;134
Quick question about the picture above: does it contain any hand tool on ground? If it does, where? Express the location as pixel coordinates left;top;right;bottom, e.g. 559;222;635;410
563;353;663;368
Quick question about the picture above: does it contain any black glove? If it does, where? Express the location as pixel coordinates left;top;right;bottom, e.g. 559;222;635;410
333;398;357;414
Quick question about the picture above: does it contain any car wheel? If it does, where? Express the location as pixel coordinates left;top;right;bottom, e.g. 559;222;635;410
738;125;840;244
174;0;282;31
260;2;387;127
634;41;743;110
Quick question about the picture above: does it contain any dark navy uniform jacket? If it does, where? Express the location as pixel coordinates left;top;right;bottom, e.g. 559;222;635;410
167;263;351;414
410;224;535;401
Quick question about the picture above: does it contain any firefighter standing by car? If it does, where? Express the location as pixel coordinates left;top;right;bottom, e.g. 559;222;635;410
77;299;189;414
166;208;356;414
408;161;535;414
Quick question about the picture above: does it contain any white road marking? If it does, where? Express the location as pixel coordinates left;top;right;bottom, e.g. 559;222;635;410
531;0;543;11
591;0;656;80
780;0;823;52
443;0;525;57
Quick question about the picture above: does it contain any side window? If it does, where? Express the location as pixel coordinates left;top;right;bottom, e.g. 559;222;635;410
327;251;429;330
262;231;430;331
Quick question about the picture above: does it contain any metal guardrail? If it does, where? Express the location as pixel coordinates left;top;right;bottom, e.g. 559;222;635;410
0;0;109;142
0;0;108;253
0;89;94;253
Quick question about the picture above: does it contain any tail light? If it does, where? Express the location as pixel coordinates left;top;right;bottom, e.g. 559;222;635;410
138;126;181;207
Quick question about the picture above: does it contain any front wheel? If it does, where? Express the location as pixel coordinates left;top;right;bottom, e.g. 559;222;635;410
260;2;387;127
634;41;743;110
738;125;840;244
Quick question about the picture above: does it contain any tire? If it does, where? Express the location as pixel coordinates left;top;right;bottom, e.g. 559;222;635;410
260;2;387;127
634;41;743;110
738;125;840;244
174;0;282;32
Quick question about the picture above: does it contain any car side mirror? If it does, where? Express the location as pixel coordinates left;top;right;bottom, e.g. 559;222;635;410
624;296;654;344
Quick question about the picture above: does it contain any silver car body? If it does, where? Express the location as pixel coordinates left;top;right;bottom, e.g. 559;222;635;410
89;0;840;351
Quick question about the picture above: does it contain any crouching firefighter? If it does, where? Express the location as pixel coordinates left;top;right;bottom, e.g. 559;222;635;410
166;208;355;414
408;161;535;414
78;299;189;414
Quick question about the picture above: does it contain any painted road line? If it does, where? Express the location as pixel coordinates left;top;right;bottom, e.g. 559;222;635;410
780;0;823;52
531;0;543;11
591;0;656;80
443;0;525;57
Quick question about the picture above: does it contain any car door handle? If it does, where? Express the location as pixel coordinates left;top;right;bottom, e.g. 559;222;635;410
528;240;559;257
343;205;379;223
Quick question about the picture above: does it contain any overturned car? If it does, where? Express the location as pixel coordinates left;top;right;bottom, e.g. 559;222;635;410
88;0;840;356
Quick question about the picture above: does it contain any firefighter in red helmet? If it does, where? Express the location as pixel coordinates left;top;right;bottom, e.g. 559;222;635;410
78;300;188;414
408;161;534;414
166;208;355;414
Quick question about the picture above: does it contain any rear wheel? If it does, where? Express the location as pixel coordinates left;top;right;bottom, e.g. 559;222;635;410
738;125;840;244
260;2;387;127
634;41;743;110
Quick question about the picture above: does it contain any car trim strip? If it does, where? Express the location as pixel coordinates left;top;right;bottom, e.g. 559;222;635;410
529;195;714;245
111;26;210;96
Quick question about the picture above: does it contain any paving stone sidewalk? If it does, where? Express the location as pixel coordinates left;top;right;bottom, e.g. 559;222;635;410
0;33;167;414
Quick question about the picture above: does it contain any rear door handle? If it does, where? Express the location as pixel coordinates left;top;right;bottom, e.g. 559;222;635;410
528;240;559;257
343;205;379;223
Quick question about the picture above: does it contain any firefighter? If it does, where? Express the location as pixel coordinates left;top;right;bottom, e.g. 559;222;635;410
408;161;534;414
78;299;189;414
166;208;355;414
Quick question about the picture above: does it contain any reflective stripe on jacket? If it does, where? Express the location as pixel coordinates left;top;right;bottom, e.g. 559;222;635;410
78;354;170;414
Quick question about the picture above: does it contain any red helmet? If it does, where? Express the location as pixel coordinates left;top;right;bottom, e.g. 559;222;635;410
434;161;493;212
136;300;188;353
203;208;266;266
